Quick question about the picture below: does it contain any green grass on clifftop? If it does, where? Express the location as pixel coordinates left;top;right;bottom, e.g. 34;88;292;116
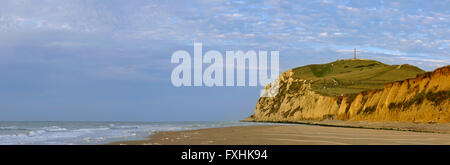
291;59;425;96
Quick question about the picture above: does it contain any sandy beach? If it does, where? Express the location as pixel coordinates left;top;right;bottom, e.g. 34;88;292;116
109;123;450;145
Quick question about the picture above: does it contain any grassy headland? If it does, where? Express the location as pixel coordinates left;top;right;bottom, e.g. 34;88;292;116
291;59;425;96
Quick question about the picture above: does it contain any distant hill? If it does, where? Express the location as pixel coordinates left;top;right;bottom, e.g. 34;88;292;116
246;60;449;123
291;59;425;96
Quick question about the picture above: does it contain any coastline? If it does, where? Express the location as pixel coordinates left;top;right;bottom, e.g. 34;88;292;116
241;119;450;134
108;121;450;145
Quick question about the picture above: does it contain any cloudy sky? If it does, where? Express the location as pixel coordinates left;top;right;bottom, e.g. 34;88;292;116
0;0;449;121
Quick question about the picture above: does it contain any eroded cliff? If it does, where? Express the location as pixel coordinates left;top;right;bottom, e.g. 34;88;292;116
247;64;450;123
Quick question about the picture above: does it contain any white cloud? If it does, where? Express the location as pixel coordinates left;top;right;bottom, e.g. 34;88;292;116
216;34;225;38
223;13;243;18
244;33;255;37
319;32;328;37
333;32;343;36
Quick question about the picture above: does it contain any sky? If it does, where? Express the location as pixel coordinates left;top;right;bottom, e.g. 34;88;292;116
0;0;449;121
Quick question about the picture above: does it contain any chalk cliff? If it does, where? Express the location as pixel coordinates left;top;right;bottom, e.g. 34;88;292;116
246;62;450;123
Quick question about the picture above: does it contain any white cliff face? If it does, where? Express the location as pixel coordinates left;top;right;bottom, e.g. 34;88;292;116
248;66;450;123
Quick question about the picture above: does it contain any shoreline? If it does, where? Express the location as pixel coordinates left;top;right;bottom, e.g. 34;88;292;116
108;121;450;145
241;119;450;134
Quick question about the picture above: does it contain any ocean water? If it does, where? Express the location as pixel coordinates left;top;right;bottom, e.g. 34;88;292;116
0;121;284;145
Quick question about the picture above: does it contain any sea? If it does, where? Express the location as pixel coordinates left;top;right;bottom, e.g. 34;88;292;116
0;121;284;145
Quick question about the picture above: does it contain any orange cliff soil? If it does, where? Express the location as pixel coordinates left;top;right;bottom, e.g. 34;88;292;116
246;66;450;123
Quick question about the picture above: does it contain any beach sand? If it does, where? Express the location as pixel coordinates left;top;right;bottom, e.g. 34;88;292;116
108;124;450;145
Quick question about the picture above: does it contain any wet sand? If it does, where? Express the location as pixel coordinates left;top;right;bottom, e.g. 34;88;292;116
255;120;450;134
108;125;450;145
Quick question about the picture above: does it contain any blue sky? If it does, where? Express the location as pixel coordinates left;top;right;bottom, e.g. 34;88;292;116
0;0;449;121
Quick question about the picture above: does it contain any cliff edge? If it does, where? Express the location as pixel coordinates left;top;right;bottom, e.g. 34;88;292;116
246;60;450;123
